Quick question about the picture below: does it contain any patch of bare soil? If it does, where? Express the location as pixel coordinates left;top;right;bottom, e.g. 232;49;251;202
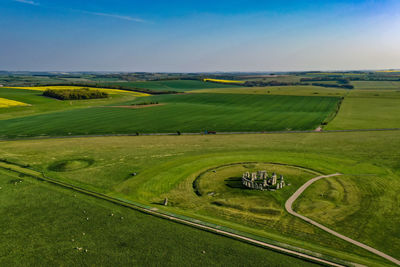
105;104;165;109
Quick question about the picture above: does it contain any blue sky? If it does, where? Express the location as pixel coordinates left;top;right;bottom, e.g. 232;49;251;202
1;0;400;72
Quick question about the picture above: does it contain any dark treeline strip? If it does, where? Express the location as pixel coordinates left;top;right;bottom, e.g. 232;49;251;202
204;80;245;86
43;88;108;100
311;83;354;89
243;81;304;87
131;101;159;106
300;77;350;84
85;83;176;94
301;76;400;82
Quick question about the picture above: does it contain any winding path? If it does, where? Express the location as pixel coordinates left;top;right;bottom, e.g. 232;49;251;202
285;173;400;266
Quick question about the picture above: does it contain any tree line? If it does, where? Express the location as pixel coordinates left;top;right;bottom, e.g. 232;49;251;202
43;88;108;100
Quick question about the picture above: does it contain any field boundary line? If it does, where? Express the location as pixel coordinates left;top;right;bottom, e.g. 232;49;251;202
285;173;400;266
0;161;353;267
1;128;400;141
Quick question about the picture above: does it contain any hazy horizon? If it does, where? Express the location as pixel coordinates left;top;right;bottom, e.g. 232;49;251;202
1;0;400;72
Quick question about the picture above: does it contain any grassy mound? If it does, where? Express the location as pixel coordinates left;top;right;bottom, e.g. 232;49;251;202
48;159;94;172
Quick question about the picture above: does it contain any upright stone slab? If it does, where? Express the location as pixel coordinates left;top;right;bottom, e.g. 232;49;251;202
251;172;257;181
272;173;277;185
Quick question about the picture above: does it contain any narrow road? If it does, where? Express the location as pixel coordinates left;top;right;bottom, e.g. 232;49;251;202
285;173;400;266
1;127;400;142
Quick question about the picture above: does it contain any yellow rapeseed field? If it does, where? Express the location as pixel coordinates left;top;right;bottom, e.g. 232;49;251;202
9;86;150;96
203;78;245;84
375;70;400;73
0;98;30;108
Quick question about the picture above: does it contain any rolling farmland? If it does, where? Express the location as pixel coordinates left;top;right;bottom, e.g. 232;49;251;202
2;0;400;264
0;75;399;266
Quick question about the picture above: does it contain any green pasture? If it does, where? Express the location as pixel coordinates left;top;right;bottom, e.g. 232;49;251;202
0;93;340;137
326;90;400;130
103;80;241;92
0;169;315;266
1;131;399;266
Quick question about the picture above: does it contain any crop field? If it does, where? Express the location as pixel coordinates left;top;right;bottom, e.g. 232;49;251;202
0;97;30;108
0;169;316;266
203;78;245;84
0;87;142;120
103;80;241;92
326;90;400;130
351;81;400;90
8;86;150;96
0;131;399;266
0;75;64;86
0;93;340;138
238;75;302;83
191;85;348;97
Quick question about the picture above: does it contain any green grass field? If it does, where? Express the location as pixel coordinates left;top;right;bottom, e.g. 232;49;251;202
0;169;317;266
191;85;348;97
103;80;241;92
326;90;400;130
1;131;399;266
0;93;340;137
351;81;400;90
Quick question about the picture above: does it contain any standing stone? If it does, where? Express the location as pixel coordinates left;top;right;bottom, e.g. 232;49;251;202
272;173;277;185
163;198;168;206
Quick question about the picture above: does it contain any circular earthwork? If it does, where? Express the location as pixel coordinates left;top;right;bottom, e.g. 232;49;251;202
48;158;94;172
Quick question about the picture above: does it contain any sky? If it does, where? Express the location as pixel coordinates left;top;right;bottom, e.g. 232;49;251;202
1;0;400;72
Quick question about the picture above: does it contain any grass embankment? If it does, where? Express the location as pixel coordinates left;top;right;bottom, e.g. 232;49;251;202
0;131;399;266
0;169;315;266
0;93;340;138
